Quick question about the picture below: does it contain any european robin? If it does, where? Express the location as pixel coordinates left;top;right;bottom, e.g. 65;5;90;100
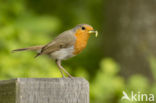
13;24;98;78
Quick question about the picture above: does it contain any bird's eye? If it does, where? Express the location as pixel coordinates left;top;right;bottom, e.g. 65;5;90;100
81;26;85;30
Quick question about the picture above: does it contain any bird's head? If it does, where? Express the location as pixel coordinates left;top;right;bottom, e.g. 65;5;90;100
73;24;98;38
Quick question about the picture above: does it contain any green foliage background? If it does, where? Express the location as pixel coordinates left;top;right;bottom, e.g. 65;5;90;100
0;0;156;103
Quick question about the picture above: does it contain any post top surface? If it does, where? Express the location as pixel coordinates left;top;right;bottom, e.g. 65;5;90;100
0;77;89;85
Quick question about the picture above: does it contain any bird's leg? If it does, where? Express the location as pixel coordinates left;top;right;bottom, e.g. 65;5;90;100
56;59;65;78
56;60;73;78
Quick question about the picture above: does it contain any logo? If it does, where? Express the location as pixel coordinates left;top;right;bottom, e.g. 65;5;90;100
121;91;154;102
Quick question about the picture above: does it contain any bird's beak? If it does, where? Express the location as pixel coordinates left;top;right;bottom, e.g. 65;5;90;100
88;30;98;37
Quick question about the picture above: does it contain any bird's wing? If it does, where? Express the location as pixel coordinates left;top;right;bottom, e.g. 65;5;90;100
37;30;76;56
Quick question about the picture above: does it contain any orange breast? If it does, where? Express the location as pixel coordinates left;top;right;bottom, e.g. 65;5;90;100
73;30;90;55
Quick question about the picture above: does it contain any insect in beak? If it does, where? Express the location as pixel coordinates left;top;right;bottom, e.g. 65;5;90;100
88;30;98;37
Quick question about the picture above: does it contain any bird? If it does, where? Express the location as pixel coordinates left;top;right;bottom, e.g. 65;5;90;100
12;24;98;78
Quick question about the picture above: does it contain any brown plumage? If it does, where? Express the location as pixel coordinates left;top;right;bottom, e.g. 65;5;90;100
12;45;43;52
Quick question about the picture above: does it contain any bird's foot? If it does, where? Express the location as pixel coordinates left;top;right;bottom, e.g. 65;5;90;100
68;75;73;79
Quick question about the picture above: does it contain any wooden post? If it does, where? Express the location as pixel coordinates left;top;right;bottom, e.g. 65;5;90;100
0;78;89;103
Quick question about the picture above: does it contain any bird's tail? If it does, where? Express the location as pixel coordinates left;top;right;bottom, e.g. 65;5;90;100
12;45;43;53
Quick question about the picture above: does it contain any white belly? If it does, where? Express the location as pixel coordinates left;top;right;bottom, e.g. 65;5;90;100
50;46;75;60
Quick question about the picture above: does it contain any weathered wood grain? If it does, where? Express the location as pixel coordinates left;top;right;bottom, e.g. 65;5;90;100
0;78;89;103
